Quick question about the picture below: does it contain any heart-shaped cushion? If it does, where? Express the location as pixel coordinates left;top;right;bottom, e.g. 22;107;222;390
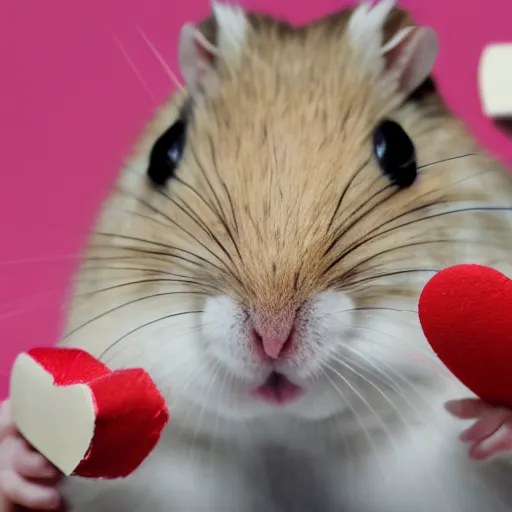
10;347;169;479
419;264;512;407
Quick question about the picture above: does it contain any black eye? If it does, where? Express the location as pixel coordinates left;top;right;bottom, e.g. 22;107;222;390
147;119;187;187
372;119;417;188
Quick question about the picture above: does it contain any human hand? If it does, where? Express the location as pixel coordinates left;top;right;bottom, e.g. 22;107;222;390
0;400;63;511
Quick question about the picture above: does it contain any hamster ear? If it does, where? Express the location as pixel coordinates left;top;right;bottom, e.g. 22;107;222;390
347;1;438;97
178;1;248;99
178;23;219;97
381;25;439;97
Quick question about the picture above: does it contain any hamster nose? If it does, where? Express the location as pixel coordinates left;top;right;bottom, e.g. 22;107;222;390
249;309;297;360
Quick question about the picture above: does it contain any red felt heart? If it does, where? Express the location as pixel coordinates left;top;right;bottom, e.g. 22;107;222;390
11;348;169;479
419;264;512;408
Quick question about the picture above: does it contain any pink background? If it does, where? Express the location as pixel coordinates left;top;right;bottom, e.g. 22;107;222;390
0;0;511;397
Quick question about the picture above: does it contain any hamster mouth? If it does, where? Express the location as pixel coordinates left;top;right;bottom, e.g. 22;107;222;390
252;371;303;405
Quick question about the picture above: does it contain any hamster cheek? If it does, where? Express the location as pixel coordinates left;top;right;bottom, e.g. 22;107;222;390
201;295;267;382
289;291;357;380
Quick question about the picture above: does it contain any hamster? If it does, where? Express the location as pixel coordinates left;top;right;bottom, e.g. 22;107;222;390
53;1;512;511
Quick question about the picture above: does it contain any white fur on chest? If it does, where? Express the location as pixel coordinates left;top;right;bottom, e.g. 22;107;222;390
62;379;512;512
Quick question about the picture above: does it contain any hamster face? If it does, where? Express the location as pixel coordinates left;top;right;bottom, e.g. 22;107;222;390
63;3;512;427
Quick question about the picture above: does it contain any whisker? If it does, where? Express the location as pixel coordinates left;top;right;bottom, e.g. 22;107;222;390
323;360;394;437
340;232;512;286
63;290;209;340
347;323;437;360
98;310;203;360
208;134;240;235
323;349;425;430
112;190;235;274
186;143;230;229
121;168;244;285
0;288;68;313
325;349;394;395
122;169;218;246
338;347;409;394
132;22;183;90
178;143;243;263
347;335;455;386
0;293;65;322
165;355;212;410
208;368;231;477
331;306;418;315
106;321;205;371
319;367;387;474
76;267;220;293
85;247;196;268
79;265;191;277
82;251;233;287
324;161;508;276
343;268;438;289
73;278;215;298
327;351;451;507
111;33;157;104
329;315;448;370
186;361;222;471
106;205;172;230
417;153;478;170
167;347;218;435
354;306;417;314
324;185;396;260
322;357;438;504
175;186;242;269
114;185;173;224
334;205;512;276
337;238;458;283
325;157;372;235
91;234;229;277
0;254;80;266
342;343;437;412
76;268;176;281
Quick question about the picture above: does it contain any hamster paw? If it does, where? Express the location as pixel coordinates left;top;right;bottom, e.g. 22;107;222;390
445;398;512;460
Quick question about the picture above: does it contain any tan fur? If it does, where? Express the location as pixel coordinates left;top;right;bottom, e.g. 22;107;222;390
62;7;512;355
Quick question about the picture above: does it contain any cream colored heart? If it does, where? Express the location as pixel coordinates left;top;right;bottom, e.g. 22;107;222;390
10;353;96;476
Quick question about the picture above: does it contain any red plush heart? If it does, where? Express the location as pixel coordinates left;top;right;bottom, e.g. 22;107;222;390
419;264;512;407
10;348;169;479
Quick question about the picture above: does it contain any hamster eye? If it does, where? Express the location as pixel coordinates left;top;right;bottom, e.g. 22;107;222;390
372;120;417;188
147;119;187;187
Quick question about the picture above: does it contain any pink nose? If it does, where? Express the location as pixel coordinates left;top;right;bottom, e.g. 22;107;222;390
250;310;297;359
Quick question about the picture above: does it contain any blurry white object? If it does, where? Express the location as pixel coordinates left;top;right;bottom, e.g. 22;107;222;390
479;43;512;118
